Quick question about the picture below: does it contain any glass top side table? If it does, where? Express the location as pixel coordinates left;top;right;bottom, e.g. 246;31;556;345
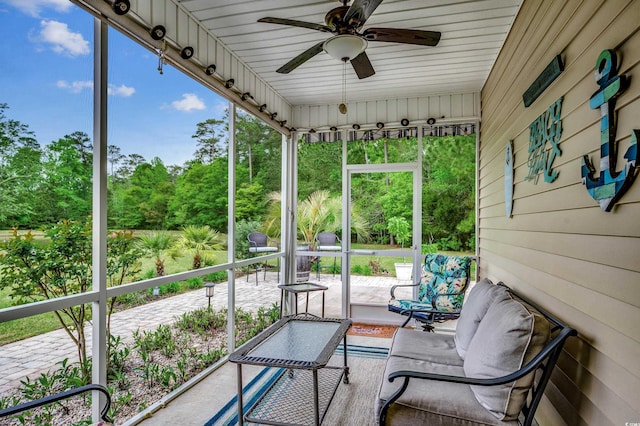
278;282;328;317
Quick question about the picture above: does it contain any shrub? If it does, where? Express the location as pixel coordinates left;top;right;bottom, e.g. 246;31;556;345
185;277;203;289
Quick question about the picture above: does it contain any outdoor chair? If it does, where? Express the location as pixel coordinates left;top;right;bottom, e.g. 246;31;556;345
315;232;341;279
247;232;279;285
388;253;473;331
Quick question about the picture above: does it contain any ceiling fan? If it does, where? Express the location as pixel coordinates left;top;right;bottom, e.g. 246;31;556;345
257;0;441;79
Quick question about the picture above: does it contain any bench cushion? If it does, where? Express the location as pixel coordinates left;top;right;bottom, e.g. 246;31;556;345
463;296;550;421
454;278;510;359
375;355;516;425
390;328;463;366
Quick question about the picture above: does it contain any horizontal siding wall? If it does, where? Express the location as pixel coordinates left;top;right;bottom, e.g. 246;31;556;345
479;0;640;425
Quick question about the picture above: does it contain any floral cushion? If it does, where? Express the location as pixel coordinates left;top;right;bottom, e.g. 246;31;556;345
388;254;471;316
418;254;471;312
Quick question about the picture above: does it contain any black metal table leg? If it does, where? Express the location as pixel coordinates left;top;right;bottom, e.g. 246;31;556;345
343;335;349;384
236;364;244;424
313;369;320;425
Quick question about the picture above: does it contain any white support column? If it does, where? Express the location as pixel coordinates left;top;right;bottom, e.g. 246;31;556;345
341;130;349;319
227;102;236;352
91;17;108;423
413;125;424;289
474;120;480;279
281;133;292;286
282;132;299;315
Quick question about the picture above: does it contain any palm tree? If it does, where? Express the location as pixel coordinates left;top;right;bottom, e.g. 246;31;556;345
173;225;224;269
264;190;370;248
137;231;174;277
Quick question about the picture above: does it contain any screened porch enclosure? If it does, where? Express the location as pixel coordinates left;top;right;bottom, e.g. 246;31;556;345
0;7;480;420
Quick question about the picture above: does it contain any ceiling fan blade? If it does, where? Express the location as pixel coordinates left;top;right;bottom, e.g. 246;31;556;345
258;17;332;33
350;51;375;79
276;41;325;74
344;0;383;27
363;28;441;46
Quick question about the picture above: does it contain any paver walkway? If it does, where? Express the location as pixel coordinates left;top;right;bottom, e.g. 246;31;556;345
0;273;406;394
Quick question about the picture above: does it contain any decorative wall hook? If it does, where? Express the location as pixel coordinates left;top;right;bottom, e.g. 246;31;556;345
505;140;514;217
581;50;639;211
157;39;167;75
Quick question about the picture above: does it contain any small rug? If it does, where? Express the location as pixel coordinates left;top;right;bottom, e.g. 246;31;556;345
347;323;398;338
205;344;388;426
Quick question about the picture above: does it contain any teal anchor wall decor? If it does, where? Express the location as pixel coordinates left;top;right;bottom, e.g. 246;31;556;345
581;49;639;212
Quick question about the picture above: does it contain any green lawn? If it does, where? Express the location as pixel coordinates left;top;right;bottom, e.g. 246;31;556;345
0;293;64;344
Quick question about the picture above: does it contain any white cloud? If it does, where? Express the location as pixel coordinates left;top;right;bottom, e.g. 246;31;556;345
38;20;89;57
57;80;136;98
108;84;135;97
171;93;206;112
4;0;71;17
56;79;92;93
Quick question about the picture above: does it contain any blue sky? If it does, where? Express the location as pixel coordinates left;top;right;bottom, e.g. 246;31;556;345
0;0;228;166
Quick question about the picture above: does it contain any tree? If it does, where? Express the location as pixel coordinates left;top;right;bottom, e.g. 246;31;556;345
236;182;267;221
105;229;142;365
0;219;141;380
117;153;146;180
192;118;226;163
137;231;174;276
40;132;93;222
422;135;476;249
167;159;228;230
297;141;342;200
235;110;282;188
264;190;370;247
107;145;125;181
172;225;224;269
0;103;42;228
387;216;410;249
120;158;173;229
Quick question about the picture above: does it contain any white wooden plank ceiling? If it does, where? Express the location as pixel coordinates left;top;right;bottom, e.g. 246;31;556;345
177;0;521;107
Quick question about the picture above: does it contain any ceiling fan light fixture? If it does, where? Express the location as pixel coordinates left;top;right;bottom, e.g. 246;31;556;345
323;35;367;61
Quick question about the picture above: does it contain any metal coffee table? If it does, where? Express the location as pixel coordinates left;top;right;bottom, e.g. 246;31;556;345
229;314;352;426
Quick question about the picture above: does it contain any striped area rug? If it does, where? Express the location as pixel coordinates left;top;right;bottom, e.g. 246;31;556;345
205;344;388;426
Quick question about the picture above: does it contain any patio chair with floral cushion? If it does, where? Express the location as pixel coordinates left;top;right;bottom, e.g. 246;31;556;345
388;253;473;331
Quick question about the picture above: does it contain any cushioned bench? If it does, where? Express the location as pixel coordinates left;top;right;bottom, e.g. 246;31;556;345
376;278;576;425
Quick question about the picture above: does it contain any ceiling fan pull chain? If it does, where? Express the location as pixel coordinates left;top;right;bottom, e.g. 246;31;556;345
340;58;348;114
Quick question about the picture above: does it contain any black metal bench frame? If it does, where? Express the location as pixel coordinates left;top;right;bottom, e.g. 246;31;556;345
0;384;112;424
380;284;577;426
